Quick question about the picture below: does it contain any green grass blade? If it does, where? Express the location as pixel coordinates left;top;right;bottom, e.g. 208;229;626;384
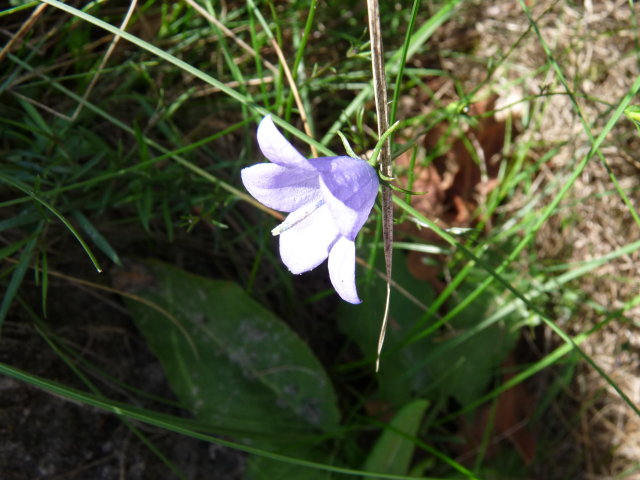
389;0;420;124
72;211;122;266
0;1;39;18
321;0;462;145
394;195;640;419
518;0;640;229
0;234;38;328
0;363;460;479
0;235;32;261
21;302;188;480
0;173;102;272
364;399;429;477
39;0;333;156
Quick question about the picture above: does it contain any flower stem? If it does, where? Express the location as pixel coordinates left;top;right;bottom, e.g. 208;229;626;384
366;0;393;372
368;120;401;168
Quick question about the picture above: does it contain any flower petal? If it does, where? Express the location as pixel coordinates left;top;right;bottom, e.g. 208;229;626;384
241;163;321;212
328;236;360;304
279;205;339;274
257;115;313;170
311;156;379;240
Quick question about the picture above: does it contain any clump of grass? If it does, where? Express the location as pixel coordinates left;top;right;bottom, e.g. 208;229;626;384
1;0;640;478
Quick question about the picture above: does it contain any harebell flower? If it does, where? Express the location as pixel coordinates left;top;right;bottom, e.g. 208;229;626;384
241;116;378;304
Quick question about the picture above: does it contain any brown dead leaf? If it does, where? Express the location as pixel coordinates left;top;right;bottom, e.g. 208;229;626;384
111;263;155;293
396;91;517;287
457;354;537;465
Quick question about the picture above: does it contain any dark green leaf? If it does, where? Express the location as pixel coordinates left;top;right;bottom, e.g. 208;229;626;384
122;260;340;446
363;399;429;478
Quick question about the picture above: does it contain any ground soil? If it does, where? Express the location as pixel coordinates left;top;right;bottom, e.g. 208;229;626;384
0;265;246;479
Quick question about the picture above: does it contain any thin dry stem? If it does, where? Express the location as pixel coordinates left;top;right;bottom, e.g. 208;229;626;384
0;3;48;64
268;37;317;157
366;0;393;372
72;0;138;120
193;75;275;97
186;0;315;155
184;0;278;75
9;90;74;121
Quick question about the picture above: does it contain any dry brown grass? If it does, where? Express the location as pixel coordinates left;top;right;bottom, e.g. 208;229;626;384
436;0;640;476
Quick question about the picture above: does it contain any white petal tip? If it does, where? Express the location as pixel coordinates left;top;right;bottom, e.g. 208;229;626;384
341;295;362;304
328;237;361;305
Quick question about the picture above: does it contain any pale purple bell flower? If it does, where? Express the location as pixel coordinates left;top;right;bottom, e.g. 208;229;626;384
241;115;379;304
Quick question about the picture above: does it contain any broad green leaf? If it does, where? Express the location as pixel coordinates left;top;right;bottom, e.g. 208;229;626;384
339;250;519;409
425;272;520;407
121;260;340;446
363;399;430;478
